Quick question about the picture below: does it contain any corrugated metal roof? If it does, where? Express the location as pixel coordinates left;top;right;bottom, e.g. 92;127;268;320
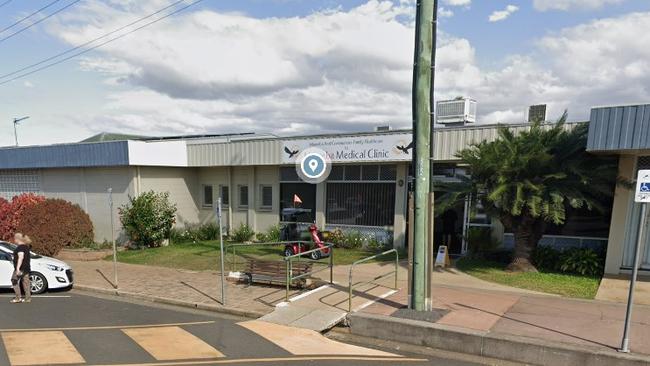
587;104;650;152
0;141;129;169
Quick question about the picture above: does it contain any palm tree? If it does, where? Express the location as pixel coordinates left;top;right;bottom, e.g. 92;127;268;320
437;113;617;272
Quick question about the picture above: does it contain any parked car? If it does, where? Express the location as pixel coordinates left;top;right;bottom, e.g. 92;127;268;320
0;241;73;294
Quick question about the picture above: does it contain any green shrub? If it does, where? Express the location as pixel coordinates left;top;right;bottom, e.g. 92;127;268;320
366;237;389;252
256;224;281;242
118;191;177;248
558;248;604;277
17;198;94;256
170;222;221;244
198;222;220;241
532;246;560;271
231;223;255;242
341;230;365;249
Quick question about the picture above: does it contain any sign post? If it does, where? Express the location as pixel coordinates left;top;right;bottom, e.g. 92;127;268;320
107;188;118;289
620;170;650;353
217;197;226;306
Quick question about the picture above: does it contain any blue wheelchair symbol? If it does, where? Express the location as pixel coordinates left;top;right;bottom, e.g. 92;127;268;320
641;183;650;192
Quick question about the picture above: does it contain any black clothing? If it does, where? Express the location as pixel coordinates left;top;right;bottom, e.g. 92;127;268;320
12;244;30;273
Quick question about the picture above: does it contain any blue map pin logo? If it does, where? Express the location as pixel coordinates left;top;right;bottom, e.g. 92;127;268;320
296;148;331;183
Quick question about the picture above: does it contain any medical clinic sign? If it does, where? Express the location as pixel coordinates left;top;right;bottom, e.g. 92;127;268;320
281;133;413;164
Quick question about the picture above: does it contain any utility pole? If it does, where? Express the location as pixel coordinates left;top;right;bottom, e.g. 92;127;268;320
411;0;436;311
13;116;29;146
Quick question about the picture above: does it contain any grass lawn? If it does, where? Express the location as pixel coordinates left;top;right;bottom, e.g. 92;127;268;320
456;257;601;299
112;241;402;271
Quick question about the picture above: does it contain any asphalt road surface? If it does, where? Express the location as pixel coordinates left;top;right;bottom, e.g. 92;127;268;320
0;290;503;366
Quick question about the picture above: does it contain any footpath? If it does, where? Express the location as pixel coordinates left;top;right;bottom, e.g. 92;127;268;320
69;258;650;365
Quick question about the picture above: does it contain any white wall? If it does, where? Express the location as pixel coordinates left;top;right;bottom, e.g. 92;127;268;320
138;167;200;228
41;167;135;243
128;141;187;167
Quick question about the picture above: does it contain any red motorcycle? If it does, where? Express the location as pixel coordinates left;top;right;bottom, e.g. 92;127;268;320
280;208;331;260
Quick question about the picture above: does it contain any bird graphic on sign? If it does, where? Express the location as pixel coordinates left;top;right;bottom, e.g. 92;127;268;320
284;146;299;158
396;141;414;155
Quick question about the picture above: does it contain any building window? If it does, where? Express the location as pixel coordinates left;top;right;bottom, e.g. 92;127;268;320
202;185;213;208
326;165;397;183
260;185;273;210
220;185;229;206
326;183;395;227
239;185;249;208
280;183;316;222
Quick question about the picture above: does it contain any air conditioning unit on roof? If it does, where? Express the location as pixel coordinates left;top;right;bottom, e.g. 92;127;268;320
436;97;477;126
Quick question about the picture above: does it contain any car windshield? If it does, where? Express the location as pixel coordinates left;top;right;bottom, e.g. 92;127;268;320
0;241;42;259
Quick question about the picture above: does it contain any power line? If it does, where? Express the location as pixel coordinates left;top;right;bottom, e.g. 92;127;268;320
0;1;12;10
0;0;81;44
0;0;187;81
0;0;205;86
1;0;63;35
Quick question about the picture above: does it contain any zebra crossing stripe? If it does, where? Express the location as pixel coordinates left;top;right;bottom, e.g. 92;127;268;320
122;326;224;361
1;331;85;366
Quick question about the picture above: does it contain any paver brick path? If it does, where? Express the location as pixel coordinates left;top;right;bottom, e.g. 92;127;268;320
69;260;301;314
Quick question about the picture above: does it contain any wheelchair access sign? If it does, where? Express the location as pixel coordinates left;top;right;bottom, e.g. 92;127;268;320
636;170;650;202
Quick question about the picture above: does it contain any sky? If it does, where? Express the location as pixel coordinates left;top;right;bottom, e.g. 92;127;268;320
0;0;649;146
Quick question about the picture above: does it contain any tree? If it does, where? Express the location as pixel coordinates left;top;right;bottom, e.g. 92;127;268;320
437;113;617;272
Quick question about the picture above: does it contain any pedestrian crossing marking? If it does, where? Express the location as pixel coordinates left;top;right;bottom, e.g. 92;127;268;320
239;320;399;357
1;331;85;366
122;326;224;361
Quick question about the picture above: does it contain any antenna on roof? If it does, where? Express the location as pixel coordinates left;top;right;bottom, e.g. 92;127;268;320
13;116;29;146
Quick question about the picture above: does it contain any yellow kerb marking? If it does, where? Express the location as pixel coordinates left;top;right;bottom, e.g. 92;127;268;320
1;331;85;366
122;326;224;361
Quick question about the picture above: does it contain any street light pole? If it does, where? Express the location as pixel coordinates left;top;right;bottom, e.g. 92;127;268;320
13;116;29;146
410;0;436;311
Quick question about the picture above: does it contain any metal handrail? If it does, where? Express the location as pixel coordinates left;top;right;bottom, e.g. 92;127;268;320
225;241;308;272
348;249;398;312
284;243;334;301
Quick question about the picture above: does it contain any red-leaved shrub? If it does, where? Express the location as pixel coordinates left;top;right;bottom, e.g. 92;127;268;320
17;198;94;256
0;193;46;241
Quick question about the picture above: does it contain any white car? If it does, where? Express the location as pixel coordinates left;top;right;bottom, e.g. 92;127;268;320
0;241;73;294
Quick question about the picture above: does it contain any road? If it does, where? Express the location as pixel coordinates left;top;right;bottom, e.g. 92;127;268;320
0;290;502;366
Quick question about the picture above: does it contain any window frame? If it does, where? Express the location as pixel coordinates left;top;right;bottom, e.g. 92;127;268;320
259;185;273;211
202;184;214;208
219;185;230;207
238;185;249;209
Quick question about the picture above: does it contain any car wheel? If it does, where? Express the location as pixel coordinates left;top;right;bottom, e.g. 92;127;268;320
29;272;48;294
310;249;322;260
284;247;294;257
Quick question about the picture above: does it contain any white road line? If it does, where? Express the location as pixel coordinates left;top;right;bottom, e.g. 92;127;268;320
0;295;71;298
352;289;398;313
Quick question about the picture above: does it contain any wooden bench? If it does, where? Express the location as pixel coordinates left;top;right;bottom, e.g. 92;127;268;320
243;259;313;288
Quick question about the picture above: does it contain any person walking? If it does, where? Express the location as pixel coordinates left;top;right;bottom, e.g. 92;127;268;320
11;233;32;304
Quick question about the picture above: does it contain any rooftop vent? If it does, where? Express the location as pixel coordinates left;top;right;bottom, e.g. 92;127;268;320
436;97;477;126
528;104;547;122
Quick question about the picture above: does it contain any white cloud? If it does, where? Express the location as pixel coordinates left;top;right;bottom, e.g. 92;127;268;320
439;7;454;18
443;0;471;6
23;81;34;88
533;0;624;11
41;1;650;136
489;5;519;22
